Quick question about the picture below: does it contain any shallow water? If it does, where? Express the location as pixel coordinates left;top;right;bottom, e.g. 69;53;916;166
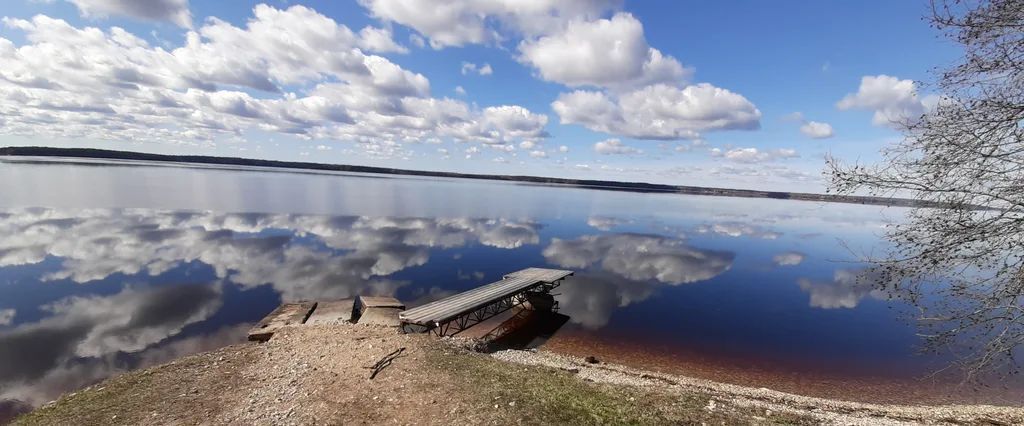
0;158;1020;408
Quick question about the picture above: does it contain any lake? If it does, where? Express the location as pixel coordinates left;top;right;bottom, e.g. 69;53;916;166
0;158;1020;411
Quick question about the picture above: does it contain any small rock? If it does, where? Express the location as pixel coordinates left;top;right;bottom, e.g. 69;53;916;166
508;401;515;407
584;356;599;364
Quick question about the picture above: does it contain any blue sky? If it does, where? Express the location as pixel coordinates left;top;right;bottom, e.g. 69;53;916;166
0;0;958;191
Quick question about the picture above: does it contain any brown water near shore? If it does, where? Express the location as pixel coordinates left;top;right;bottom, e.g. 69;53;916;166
542;330;1024;407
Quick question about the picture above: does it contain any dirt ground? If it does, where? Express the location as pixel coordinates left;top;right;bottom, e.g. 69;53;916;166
13;323;1024;426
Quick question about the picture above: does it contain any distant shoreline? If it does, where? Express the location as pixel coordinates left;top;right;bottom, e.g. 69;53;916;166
0;146;928;207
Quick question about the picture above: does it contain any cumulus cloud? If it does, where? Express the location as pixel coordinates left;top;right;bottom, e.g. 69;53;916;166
357;25;409;53
837;75;935;128
772;251;805;266
799;121;834;139
68;0;192;28
553;83;761;140
359;0;620;48
593;138;640;155
358;3;758;142
785;111;833;139
711;147;798;163
0;5;547;157
518;13;687;90
461;61;492;76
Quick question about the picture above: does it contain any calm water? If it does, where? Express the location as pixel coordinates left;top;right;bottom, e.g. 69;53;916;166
0;158;1020;410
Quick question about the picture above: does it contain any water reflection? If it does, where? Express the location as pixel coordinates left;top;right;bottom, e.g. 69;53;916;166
797;269;887;309
0;176;1016;408
543;234;734;328
0;208;543;406
0;283;224;405
772;251;806;266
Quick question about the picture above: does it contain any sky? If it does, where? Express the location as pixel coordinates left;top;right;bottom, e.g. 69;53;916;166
0;0;960;191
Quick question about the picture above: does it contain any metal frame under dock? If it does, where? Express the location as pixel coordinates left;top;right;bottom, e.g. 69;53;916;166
398;267;573;336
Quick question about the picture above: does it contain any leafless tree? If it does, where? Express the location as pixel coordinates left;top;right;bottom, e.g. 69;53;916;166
828;0;1024;384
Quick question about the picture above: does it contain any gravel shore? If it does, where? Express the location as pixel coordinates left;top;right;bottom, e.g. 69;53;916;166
13;323;1024;425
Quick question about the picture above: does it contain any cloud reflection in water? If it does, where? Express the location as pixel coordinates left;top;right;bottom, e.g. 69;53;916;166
0;208;541;406
543;233;735;328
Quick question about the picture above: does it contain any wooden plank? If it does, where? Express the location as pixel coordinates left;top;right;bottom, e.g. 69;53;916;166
305;299;355;325
247;302;317;342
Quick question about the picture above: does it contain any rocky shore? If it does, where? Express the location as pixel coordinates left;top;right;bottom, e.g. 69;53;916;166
13;323;1024;425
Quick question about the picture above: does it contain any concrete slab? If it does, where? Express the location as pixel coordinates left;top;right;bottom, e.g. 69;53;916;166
248;302;317;342
305;299;355;325
356;296;405;309
357;307;403;327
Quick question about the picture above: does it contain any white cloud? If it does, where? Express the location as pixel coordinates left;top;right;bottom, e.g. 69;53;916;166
593;138;640;155
454;85;466;96
0;5;548;156
559;145;569;153
529;150;547;158
408;33;425;48
518;13;687;90
553;83;761;140
357;25;409;54
358;0;620;48
712;147;798;163
799;120;834;139
460;61;493;76
836;75;932;128
772;251;805;266
68;0;192;28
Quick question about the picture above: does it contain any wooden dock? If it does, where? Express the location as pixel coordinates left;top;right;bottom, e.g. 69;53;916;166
399;267;573;336
247;267;573;341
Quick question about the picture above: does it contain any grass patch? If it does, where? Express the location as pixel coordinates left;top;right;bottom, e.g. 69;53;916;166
14;369;157;426
429;347;815;425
